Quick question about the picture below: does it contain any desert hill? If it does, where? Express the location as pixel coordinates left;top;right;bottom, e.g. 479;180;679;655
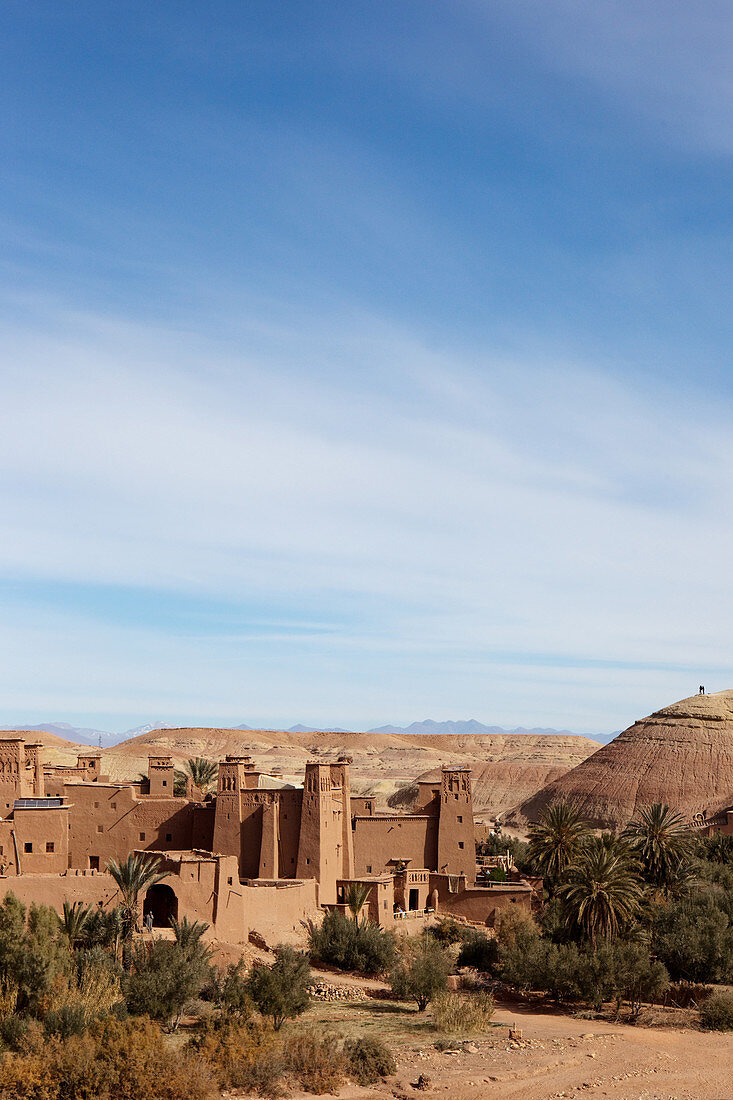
506;690;733;830
0;728;90;766
93;726;598;805
391;759;580;818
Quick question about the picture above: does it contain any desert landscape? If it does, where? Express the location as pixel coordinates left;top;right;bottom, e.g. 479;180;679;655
4;3;733;1096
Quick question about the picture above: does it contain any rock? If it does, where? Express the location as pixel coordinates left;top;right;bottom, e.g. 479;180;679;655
507;689;733;828
396;737;597;817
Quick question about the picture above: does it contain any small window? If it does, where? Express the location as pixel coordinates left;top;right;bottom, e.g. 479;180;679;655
24;842;32;854
458;842;464;850
366;864;372;873
111;802;116;810
306;857;310;865
94;801;99;809
290;857;295;863
457;815;462;823
383;900;387;909
46;841;55;853
227;876;233;885
165;833;172;843
162;780;167;787
139;832;145;841
0;844;3;854
89;856;99;871
97;825;103;833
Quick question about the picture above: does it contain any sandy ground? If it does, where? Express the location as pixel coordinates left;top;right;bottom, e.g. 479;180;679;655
281;981;733;1100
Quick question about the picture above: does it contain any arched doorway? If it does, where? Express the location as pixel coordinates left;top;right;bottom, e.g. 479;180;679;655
144;883;178;927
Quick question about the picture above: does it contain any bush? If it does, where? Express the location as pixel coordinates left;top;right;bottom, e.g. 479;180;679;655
247;946;310;1030
218;958;251;1017
390;935;451;1011
43;1003;88;1040
651;893;733;984
456;931;499;973
476;833;531;871
431;991;494;1034
281;1030;345;1093
343;1036;396;1083
429;918;465;946
306;911;395;975
124;939;212;1027
699;990;733;1031
0;1016;216;1100
187;1016;282;1095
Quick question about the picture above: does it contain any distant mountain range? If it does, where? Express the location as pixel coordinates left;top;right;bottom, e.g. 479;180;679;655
1;718;617;745
0;721;176;747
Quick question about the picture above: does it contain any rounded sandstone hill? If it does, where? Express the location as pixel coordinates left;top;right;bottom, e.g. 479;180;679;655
506;690;733;830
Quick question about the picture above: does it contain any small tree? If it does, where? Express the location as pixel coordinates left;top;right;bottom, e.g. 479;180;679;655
174;758;219;797
390;935;451;1011
219;958;251;1017
345;883;372;925
59;901;93;949
170;916;212;963
558;840;642;947
624;803;694;896
613;942;669;1020
106;854;168;947
125;939;212;1028
247;945;311;1030
527;802;591;894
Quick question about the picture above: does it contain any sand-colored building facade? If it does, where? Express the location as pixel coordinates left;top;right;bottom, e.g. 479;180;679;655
0;737;535;942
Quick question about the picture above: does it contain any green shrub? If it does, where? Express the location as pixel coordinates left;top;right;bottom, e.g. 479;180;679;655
651;893;733;984
431;991;494;1034
429;918;465;946
476;834;531;872
0;1014;35;1052
306;911;395;975
699;990;733;1031
247;946;310;1030
124;939;212;1027
456;931;499;973
43;1003;88;1040
343;1036;396;1083
218;958;251;1017
390;935;451;1011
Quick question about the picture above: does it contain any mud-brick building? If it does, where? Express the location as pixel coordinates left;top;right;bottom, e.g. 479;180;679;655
0;736;536;942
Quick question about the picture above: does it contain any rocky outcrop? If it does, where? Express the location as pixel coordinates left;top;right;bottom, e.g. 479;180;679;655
506;690;733;830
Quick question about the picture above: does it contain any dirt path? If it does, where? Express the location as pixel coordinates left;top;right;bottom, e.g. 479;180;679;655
291;993;733;1100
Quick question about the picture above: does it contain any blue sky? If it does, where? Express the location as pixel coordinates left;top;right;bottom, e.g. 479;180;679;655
1;1;733;735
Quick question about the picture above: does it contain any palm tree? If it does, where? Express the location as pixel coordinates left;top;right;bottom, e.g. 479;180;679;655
174;757;219;797
527;802;591;893
623;803;694;895
59;900;93;948
345;882;372;925
558;840;642;947
170;915;213;962
106;853;168;941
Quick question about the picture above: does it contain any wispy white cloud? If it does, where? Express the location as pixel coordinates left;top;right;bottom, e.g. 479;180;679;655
1;295;732;731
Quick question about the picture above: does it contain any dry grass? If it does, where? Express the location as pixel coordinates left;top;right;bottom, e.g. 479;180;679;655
431;992;495;1035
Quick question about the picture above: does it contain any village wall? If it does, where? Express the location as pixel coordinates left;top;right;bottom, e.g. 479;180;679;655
352;814;438;876
63;783;199;868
